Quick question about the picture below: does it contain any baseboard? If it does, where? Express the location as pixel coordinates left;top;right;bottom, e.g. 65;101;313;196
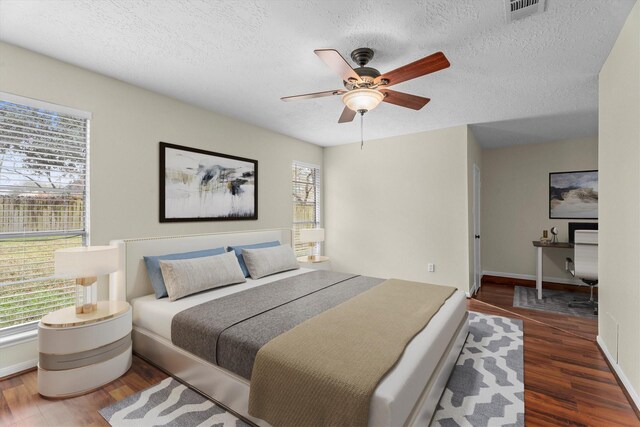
482;270;582;286
597;335;640;414
466;285;477;299
466;275;483;298
0;358;37;379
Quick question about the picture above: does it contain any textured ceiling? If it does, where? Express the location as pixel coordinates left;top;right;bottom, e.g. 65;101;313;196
0;0;635;147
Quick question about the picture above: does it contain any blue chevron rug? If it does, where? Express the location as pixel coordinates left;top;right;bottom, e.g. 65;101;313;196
431;312;525;427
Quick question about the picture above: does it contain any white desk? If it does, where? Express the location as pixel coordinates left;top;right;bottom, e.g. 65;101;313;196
532;241;574;299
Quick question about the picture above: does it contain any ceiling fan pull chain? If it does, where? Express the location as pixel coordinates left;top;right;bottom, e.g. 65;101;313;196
360;110;364;150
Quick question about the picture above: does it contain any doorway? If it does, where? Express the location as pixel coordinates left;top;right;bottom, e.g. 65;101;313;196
473;164;481;295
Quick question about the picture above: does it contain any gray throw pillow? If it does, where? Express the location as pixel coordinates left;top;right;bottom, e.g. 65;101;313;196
159;251;246;301
242;245;300;279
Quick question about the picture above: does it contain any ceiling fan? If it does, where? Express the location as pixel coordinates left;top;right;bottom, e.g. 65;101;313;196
281;47;450;123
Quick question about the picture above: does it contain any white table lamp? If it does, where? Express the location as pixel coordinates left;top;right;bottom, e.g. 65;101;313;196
299;228;325;261
54;246;119;314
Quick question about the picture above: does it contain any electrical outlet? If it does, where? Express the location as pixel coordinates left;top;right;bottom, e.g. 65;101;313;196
428;263;435;272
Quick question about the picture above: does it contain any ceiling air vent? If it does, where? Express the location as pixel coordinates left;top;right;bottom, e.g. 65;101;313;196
506;0;547;22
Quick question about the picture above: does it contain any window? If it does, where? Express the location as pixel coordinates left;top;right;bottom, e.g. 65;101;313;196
292;161;321;257
0;93;90;333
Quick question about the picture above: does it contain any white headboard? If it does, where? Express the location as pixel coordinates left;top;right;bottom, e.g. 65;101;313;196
109;228;293;301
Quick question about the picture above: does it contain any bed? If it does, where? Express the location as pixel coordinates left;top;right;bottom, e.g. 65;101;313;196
110;228;468;426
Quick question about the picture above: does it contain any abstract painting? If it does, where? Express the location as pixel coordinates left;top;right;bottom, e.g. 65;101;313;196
160;142;257;222
549;170;597;219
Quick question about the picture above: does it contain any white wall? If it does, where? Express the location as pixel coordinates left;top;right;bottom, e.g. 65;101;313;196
0;338;38;378
0;42;322;374
598;0;640;407
481;137;598;281
323;125;472;293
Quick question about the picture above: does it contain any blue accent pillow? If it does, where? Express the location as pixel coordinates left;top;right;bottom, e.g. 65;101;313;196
144;247;226;299
227;241;280;277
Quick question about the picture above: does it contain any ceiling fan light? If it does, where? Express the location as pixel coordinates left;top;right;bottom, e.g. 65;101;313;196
342;89;384;113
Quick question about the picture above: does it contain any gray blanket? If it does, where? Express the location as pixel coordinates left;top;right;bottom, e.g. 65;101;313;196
171;270;384;379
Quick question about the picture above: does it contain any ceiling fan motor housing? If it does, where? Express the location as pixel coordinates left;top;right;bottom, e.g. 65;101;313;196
356;67;381;79
345;66;382;89
343;48;385;90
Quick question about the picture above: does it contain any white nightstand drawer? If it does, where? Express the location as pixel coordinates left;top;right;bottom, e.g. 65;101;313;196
38;342;132;398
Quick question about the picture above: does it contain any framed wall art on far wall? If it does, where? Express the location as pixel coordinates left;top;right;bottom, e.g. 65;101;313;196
549;170;598;219
159;142;258;222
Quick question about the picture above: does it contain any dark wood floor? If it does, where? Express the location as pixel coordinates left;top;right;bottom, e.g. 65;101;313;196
470;281;639;426
1;283;638;426
0;356;169;426
474;282;598;341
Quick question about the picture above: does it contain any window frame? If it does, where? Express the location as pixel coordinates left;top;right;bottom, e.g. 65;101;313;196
0;92;91;337
292;160;322;257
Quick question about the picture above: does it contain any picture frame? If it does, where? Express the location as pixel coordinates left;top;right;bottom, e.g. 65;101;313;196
159;142;258;222
549;170;598;219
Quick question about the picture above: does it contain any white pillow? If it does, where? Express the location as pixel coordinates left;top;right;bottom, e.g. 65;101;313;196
242;244;300;279
159;251;246;301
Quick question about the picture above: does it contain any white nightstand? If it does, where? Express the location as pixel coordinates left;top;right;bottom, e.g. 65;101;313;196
297;255;331;270
37;300;132;398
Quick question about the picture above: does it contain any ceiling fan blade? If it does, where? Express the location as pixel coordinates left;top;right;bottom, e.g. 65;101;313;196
314;49;361;82
338;106;356;123
380;89;430;110
281;89;346;102
378;51;450;87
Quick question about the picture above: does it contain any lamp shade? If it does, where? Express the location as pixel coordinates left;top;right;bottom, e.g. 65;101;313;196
299;228;325;243
54;246;119;279
342;89;384;112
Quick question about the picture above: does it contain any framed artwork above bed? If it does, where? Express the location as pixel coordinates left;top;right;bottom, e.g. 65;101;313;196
159;142;258;222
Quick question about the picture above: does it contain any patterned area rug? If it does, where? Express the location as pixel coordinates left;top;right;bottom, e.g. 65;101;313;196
513;285;597;319
431;312;524;427
101;312;524;427
99;377;249;426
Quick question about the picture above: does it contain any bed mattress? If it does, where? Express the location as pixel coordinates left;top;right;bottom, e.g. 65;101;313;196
131;269;467;427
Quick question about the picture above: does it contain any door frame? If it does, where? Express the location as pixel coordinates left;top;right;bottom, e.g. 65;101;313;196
473;164;481;295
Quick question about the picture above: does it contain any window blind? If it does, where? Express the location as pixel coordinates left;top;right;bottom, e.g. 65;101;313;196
0;95;89;332
292;161;321;257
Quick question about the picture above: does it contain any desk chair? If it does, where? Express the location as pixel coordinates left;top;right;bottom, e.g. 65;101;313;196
565;230;598;315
